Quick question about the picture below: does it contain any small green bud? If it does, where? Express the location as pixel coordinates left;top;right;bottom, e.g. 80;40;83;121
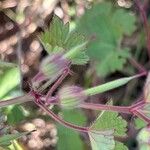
58;86;87;109
40;54;70;79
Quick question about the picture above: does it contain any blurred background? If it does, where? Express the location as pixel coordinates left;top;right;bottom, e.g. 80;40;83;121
0;0;150;149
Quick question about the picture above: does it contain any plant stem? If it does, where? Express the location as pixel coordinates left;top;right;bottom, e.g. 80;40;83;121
79;102;132;114
32;72;45;83
45;68;70;103
83;73;145;96
135;0;150;59
0;95;33;108
129;58;147;73
36;100;89;133
133;109;150;123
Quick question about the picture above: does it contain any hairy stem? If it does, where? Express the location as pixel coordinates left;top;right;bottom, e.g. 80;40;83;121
133;109;150;123
35;100;89;133
79;102;132;114
0;95;33;108
32;72;45;83
45;68;70;103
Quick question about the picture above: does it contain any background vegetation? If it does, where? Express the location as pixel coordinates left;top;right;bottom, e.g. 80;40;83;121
0;0;150;150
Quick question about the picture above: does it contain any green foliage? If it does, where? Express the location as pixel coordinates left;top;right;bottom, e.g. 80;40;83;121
92;111;127;137
95;49;130;76
76;2;136;76
0;131;31;147
0;61;27;125
0;61;28;149
40;15;89;65
115;142;128;150
137;127;150;150
6;105;27;125
0;67;20;99
0;111;8;135
89;130;115;150
89;102;128;150
134;118;147;129
57;110;86;150
0;61;17;71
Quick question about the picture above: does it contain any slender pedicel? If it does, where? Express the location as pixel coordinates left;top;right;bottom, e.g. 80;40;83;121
45;68;70;103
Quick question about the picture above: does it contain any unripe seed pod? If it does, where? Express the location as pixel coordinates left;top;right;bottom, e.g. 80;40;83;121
58;86;87;109
40;54;70;79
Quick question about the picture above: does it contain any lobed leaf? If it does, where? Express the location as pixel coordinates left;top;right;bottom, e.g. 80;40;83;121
89;130;115;150
90;111;127;137
137;127;150;150
57;110;86;150
115;141;128;150
40;15;89;65
76;2;136;76
88;101;127;150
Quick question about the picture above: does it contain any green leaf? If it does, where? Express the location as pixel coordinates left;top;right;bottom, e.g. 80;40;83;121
6;105;27;125
0;131;30;146
57;110;86;150
95;49;130;77
112;9;136;36
88;102;127;150
76;2;136;76
40;15;69;52
115;141;128;150
40;15;89;65
0;61;17;70
0;67;20;99
71;51;89;65
91;111;127;137
137;128;150;150
89;130;115;150
134;118;147;129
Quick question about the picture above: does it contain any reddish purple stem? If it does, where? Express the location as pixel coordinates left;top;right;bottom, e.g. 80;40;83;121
45;68;70;103
135;0;150;59
35;99;89;133
80;102;132;114
0;95;32;108
129;58;147;74
32;72;46;83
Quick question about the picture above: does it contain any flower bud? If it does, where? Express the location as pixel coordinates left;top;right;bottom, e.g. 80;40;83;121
58;86;87;109
40;53;70;79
